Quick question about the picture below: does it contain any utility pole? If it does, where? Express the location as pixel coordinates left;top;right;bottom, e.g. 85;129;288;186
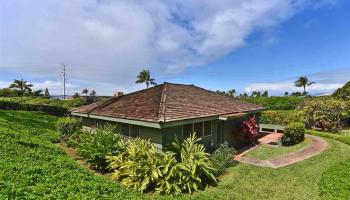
61;64;67;100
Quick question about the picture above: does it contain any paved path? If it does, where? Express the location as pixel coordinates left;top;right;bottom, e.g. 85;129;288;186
235;135;328;168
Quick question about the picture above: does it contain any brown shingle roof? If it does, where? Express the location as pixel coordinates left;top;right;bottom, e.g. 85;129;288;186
71;83;264;123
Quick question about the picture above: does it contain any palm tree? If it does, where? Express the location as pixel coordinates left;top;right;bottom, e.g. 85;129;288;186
136;69;157;88
9;79;33;96
294;76;315;93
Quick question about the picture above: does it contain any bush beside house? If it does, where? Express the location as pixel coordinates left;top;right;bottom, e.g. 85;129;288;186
56;122;225;196
282;122;305;146
56;117;81;139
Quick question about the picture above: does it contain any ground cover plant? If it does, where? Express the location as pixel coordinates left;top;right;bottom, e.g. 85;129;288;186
245;138;312;160
319;160;350;199
0;110;140;199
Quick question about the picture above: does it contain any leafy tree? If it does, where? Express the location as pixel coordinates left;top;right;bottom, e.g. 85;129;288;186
9;79;33;96
44;88;50;98
284;91;289;96
261;91;269;97
294;76;315;93
333;81;350;99
90;89;96;97
227;89;236;97
251;91;261;98
82;88;89;97
32;89;43;96
73;92;80;98
291;91;302;97
136;69;157;88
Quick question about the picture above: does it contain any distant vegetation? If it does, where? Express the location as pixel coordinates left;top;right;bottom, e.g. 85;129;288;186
333;80;350;99
243;96;305;110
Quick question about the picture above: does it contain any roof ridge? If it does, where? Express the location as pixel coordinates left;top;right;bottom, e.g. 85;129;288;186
87;97;119;114
157;83;168;122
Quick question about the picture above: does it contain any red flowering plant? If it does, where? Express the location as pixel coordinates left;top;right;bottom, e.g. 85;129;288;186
241;115;259;144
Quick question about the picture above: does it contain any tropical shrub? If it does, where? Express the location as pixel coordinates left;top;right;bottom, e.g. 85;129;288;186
260;110;306;125
107;138;167;193
243;96;304;110
209;143;237;176
170;134;217;194
299;98;348;132
77;125;124;171
56;117;81;139
107;134;217;195
241;115;259;143
282;122;305;146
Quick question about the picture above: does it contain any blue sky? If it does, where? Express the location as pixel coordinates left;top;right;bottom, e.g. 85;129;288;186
1;0;349;95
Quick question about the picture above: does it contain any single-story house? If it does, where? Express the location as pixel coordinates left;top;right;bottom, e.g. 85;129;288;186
70;83;265;149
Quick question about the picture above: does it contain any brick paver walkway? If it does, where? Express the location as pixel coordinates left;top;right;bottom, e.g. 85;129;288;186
235;135;328;168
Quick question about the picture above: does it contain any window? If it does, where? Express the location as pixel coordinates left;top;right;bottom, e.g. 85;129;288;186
204;121;212;136
194;122;203;136
183;124;193;139
121;123;129;136
130;125;139;138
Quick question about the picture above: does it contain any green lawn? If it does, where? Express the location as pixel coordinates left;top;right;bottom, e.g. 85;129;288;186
307;129;350;145
1;110;349;200
245;138;312;160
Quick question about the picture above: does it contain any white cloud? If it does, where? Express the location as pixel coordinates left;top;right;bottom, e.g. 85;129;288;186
245;81;343;95
0;0;335;94
32;81;80;95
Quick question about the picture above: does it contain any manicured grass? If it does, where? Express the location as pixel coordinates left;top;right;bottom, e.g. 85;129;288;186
1;110;350;200
0;110;141;199
319;160;350;199
245;138;312;160
307;129;350;145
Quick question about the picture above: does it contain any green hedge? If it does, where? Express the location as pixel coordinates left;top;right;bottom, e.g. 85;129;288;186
0;100;68;116
282;122;305;146
260;110;305;125
243;97;305;110
0;97;86;109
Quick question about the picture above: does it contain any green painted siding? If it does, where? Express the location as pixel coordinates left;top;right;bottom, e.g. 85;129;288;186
81;114;260;150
